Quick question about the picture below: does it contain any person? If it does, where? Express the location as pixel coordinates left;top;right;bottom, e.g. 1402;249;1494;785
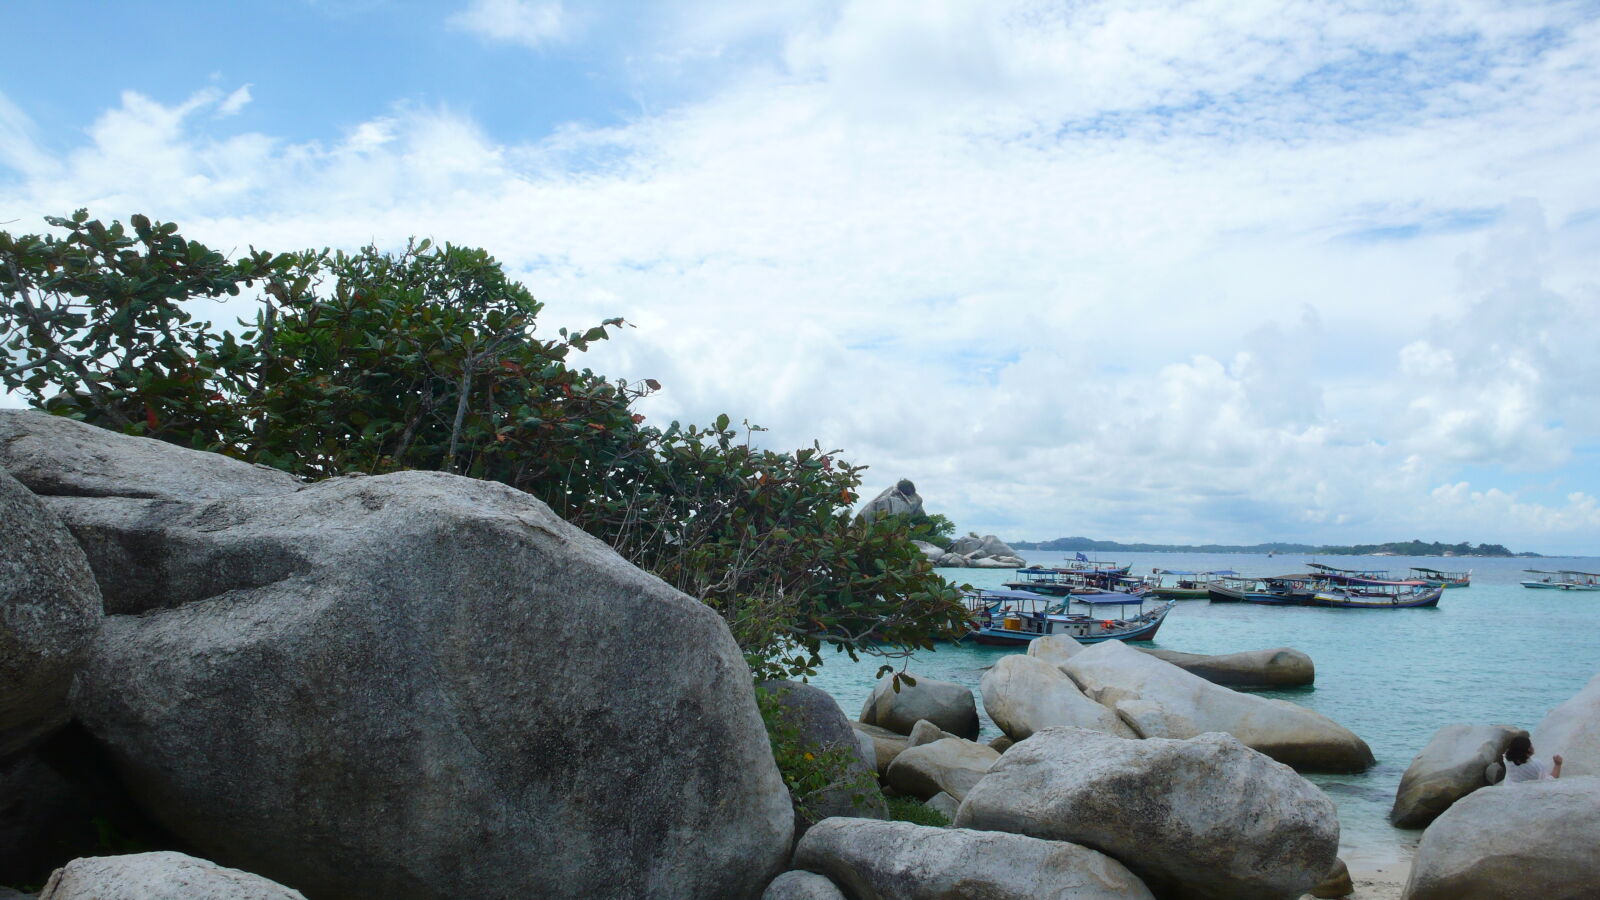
1502;734;1563;783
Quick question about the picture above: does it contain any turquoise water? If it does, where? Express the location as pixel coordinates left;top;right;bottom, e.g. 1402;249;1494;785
807;551;1600;868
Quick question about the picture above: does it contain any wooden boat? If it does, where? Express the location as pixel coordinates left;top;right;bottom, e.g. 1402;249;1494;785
1306;562;1397;585
964;588;1174;646
1520;570;1600;591
1309;583;1444;608
1206;575;1317;605
1410;567;1471;588
1147;568;1237;600
1003;564;1147;598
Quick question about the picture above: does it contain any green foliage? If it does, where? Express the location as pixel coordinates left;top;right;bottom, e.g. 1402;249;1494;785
908;512;957;549
1;211;969;677
755;685;883;824
885;794;949;827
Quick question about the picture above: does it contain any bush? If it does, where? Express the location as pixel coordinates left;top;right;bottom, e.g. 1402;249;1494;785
1;211;968;679
885;795;950;827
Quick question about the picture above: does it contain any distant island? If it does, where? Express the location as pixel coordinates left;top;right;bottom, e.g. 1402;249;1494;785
1006;536;1541;558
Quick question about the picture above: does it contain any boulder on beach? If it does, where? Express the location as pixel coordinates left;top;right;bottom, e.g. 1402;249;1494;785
1532;671;1600;777
851;722;909;776
884;737;1000;801
1403;775;1600;900
1;468;103;760
62;469;793;900
793;817;1154;900
924;791;960;820
1390;724;1525;828
1027;634;1085;668
759;681;887;835
859;673;979;739
955;727;1340;900
0;409;299;501
981;655;1137;741
968;554;1026;568
38;851;307;900
1062;640;1374;772
905;718;960;748
1137;646;1315;689
934;552;968;567
911;540;945;561
858;479;924;523
1312;858;1353;899
761;870;847;900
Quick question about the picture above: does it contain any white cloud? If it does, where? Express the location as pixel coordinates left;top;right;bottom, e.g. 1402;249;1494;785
216;84;253;118
5;1;1600;551
448;0;571;49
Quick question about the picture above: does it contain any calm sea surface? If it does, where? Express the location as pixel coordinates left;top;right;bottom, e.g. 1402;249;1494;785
805;550;1600;868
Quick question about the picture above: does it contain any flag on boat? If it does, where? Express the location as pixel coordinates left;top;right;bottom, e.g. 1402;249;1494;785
1076;552;1089;562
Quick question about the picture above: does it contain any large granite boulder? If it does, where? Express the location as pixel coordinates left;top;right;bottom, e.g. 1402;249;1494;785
858;480;923;523
1062;640;1373;772
759;681;886;835
955;727;1340;900
933;552;968;567
761;870;847;900
0;410;299;500
1532;672;1600;777
884;737;1000;801
1137;647;1314;689
38;851;307;900
981;655;1137;741
1;468;102;759
1390;724;1525;828
851;722;910;776
859;673;979;739
1403;775;1600;899
793;818;1154;900
911;540;945;561
65;470;792;900
1027;634;1085;668
904;718;960;748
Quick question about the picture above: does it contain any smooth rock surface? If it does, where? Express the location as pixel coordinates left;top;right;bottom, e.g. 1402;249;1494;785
1027;634;1085;668
760;681;887;834
852;722;910;776
1312;858;1353;898
905;719;960;748
1063;640;1374;772
955;727;1340;900
0;411;299;500
911;541;945;562
1138;647;1315;689
982;655;1138;742
1403;775;1600;900
924;791;960;820
794;817;1154;900
38;851;306;900
1390;724;1525;828
761;870;847;900
858;481;923;523
1532;672;1600;777
884;738;999;801
860;673;979;739
68;470;792;900
0;469;102;759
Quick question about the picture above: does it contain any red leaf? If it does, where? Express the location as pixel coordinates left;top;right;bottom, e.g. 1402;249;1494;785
144;407;160;430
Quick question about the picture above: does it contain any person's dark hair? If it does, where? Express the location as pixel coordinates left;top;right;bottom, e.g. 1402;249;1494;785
1505;734;1533;766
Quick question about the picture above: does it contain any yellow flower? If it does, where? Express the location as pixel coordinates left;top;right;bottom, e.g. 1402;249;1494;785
803;752;815;761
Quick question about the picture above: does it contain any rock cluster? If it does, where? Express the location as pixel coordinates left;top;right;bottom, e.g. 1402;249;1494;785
858;672;979;739
1;410;792;899
1390;723;1525;828
934;533;1027;568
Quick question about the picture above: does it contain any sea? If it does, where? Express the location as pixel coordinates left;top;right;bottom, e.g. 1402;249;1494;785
805;550;1600;870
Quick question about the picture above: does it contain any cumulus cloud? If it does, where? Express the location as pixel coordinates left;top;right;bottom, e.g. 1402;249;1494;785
4;0;1600;551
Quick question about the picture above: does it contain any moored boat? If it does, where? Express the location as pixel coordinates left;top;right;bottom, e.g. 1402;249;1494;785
1308;583;1444;608
1206;575;1317;605
1147;568;1237;600
1410;566;1471;588
964;588;1174;646
1520;570;1600;591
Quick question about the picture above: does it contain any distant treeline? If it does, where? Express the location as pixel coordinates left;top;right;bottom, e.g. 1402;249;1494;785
1007;536;1541;558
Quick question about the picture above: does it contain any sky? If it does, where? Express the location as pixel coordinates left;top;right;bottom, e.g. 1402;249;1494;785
4;0;1600;553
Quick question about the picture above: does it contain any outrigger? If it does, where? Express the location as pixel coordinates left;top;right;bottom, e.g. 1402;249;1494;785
964;588;1174;646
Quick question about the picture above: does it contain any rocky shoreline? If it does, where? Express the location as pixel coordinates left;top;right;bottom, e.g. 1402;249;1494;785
4;409;1598;898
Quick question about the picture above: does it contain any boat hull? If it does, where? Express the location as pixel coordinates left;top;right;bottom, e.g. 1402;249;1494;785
966;602;1174;646
1308;587;1444;609
1148;587;1210;600
1521;581;1600;591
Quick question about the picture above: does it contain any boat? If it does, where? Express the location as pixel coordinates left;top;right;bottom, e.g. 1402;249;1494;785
1147;568;1237;600
1520;570;1600;591
1410;567;1471;588
1308;582;1444;608
1306;562;1398;585
1206;575;1317;605
964;588;1174;646
1003;564;1146;598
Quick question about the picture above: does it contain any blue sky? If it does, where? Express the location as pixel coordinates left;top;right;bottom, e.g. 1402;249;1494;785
4;1;1600;552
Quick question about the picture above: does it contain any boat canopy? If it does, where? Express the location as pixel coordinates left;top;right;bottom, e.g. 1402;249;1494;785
1560;570;1600;577
1153;568;1238;576
1308;562;1392;576
972;588;1063;603
1072;592;1151;605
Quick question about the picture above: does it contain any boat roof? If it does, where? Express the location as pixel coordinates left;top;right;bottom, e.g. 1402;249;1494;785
1559;570;1600;577
970;588;1060;603
1071;591;1152;605
1409;567;1460;575
1307;562;1391;575
1154;569;1238;576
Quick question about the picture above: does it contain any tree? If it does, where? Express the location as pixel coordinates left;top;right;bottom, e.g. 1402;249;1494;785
2;211;967;679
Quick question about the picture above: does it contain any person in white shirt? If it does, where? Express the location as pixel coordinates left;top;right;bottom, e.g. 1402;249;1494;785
1503;734;1563;783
